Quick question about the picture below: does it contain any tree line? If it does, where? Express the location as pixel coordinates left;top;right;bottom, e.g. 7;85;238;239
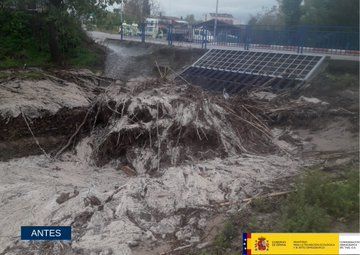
0;0;159;65
249;0;359;27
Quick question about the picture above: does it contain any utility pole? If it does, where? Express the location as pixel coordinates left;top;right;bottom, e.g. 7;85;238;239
213;0;219;42
120;0;125;40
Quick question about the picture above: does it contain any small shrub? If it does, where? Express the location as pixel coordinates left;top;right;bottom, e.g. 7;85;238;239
281;203;331;232
280;167;359;232
214;221;238;250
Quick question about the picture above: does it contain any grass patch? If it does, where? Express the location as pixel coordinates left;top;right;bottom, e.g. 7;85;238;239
323;73;359;90
280;166;359;232
67;42;105;71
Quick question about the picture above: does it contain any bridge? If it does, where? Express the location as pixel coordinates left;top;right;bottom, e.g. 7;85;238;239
90;24;358;93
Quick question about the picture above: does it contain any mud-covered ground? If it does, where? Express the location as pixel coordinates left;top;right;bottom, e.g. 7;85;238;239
0;42;358;255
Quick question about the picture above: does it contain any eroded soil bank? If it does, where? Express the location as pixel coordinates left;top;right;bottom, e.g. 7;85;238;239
0;43;358;255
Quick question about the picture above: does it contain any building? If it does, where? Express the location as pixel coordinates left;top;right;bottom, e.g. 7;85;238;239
205;13;238;25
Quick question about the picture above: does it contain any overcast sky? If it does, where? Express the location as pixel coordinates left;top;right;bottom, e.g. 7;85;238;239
158;0;278;23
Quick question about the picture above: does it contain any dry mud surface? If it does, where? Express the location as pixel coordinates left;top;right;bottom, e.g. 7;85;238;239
0;44;358;255
0;152;302;254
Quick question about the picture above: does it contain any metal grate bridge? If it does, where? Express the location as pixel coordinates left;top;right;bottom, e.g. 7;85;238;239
181;49;327;93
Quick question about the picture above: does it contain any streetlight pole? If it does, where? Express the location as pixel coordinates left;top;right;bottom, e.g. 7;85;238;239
213;0;219;42
120;0;126;40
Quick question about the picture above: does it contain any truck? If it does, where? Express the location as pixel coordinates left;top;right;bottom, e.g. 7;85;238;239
145;17;190;41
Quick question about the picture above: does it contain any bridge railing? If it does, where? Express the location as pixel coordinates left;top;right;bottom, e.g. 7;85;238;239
176;24;359;55
120;24;359;56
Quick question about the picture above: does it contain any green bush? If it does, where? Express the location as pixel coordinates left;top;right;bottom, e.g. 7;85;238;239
0;10;103;69
280;168;359;232
281;203;331;232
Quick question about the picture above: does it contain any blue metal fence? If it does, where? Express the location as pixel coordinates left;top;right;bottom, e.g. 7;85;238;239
122;24;359;56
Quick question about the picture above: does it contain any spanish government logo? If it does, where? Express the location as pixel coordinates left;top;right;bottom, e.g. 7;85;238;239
255;236;269;252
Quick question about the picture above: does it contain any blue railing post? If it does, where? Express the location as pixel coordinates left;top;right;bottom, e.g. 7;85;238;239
141;23;145;43
297;25;306;54
244;25;251;50
201;28;205;48
167;24;173;46
201;27;207;49
237;30;241;48
205;29;208;49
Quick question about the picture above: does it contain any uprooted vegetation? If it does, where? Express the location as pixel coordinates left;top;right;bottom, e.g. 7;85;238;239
89;79;277;174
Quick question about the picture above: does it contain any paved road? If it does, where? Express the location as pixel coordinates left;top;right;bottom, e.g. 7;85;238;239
89;31;359;62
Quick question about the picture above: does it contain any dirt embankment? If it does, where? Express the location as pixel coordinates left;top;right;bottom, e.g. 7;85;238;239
0;69;112;160
103;40;206;81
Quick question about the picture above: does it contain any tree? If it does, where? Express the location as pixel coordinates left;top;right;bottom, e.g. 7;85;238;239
247;6;282;26
301;0;359;27
124;0;150;23
247;16;258;26
278;0;302;26
150;0;160;17
93;9;122;31
1;0;123;63
185;14;196;25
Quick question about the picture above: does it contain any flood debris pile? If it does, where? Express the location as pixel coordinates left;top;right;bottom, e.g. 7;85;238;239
85;78;276;175
263;94;331;126
249;89;355;128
